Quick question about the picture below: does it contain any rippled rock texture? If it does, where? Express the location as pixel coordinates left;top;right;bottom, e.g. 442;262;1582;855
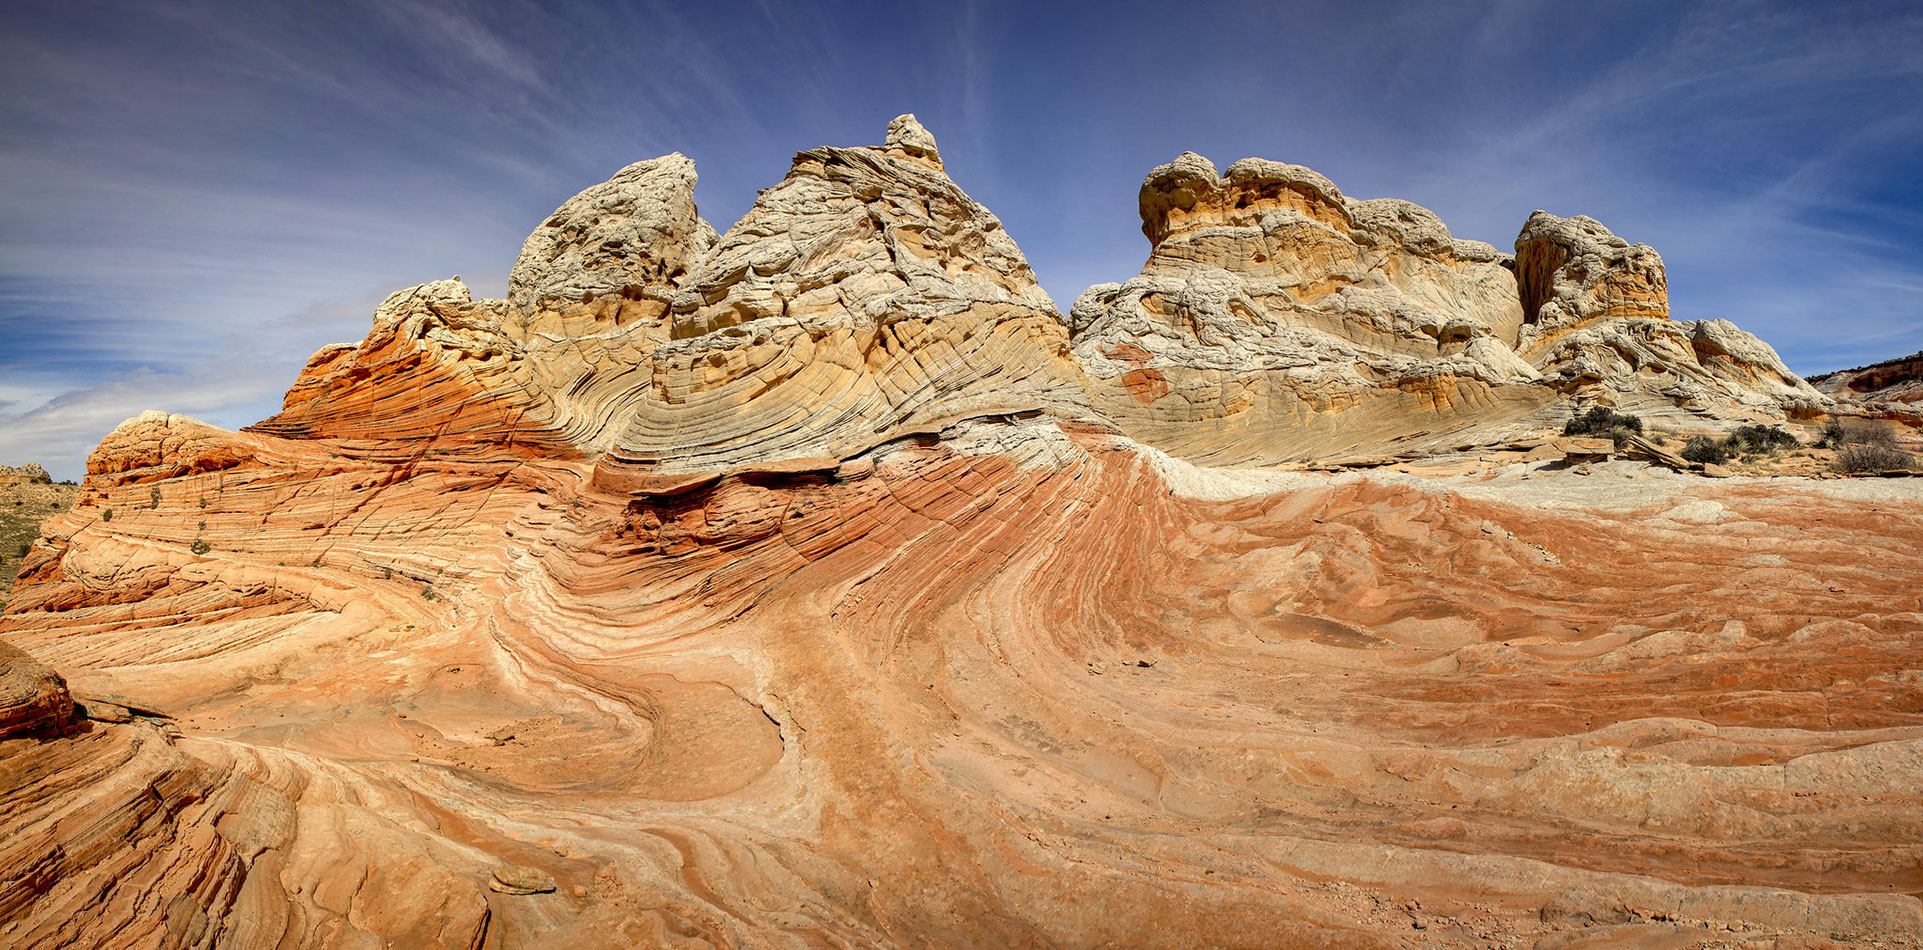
3;119;1919;949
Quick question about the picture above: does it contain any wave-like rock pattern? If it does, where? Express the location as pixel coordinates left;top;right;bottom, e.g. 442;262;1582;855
603;116;1092;478
3;118;1919;948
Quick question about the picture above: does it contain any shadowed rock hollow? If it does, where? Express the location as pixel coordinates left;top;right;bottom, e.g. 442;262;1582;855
2;117;1919;949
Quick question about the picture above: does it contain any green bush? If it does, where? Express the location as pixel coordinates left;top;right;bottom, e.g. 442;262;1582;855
1564;406;1644;438
148;486;161;509
1682;435;1729;465
1725;425;1799;454
190;539;212;555
101;508;113;522
12;542;29;558
1564;406;1645;448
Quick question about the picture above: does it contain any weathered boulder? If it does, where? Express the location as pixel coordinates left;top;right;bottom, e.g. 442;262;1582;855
507;153;715;311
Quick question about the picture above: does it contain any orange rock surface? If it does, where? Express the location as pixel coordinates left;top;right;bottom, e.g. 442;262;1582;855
3;120;1919;949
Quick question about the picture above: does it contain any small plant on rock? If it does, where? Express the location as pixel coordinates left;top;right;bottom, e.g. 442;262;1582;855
190;539;212;555
101;508;113;522
149;486;161;509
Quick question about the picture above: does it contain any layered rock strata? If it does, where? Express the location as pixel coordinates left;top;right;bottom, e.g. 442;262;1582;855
1072;158;1831;466
2;119;1918;949
1073;154;1550;466
601;115;1091;479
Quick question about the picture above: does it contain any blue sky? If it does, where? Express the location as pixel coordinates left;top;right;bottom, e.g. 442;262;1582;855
3;0;1919;479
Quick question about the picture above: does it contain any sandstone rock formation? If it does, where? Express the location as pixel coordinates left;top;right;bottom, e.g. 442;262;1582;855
1514;211;1827;425
1071;159;1832;467
0;463;51;487
1812;350;1923;408
1073;153;1550;466
3;119;1919;949
0;469;77;612
600;112;1090;479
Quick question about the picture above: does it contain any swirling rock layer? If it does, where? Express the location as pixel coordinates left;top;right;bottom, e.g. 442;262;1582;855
4;120;1919;948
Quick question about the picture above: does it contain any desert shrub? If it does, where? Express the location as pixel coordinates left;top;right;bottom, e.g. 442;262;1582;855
1725;425;1799;454
148;486;161;508
12;542;29;558
1681;435;1729;465
1564;407;1644;438
1820;419;1898;449
1834;442;1914;473
190;539;212;555
101;508;113;522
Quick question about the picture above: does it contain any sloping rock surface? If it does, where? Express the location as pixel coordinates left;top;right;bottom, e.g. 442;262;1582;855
2;120;1918;949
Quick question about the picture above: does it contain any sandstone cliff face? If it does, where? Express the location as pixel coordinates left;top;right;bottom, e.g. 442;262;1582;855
3;119;1919;950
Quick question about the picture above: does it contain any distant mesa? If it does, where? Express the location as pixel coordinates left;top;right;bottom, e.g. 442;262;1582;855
0;463;52;487
1810;349;1923;410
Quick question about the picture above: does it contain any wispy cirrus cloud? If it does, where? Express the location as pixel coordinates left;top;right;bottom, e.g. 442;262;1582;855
2;0;1918;480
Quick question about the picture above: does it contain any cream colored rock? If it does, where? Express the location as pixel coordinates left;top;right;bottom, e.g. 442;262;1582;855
1073;153;1549;465
883;113;942;169
601;116;1092;476
507;154;716;310
1514;210;1669;358
1513;213;1826;423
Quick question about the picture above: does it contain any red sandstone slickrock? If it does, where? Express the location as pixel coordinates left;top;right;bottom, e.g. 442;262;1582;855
2;117;1919;949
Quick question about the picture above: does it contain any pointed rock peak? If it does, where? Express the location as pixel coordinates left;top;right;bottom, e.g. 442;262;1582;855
883;113;942;169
